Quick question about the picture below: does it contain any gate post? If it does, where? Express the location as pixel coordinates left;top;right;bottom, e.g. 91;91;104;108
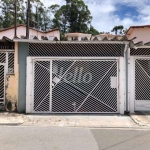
129;56;135;113
26;57;33;113
119;57;125;114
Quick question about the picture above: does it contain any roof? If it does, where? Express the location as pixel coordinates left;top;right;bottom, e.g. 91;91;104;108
100;34;115;36
126;24;150;36
0;24;59;33
0;36;14;43
0;36;14;50
0;35;149;49
13;35;150;49
65;32;92;37
13;35;129;45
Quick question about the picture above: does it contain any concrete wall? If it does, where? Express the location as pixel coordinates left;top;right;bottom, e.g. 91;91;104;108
5;43;19;111
18;42;28;112
5;74;18;111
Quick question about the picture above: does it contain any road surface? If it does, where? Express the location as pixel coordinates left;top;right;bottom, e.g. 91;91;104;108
0;126;150;150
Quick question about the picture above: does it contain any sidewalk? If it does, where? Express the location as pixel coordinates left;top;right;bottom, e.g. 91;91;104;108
130;111;150;127
1;112;150;128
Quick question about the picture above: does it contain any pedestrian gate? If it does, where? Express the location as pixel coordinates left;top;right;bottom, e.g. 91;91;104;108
135;58;150;111
0;52;14;110
0;64;5;109
31;59;119;113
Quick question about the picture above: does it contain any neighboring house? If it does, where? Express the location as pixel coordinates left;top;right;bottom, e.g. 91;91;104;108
97;34;116;40
126;25;150;43
91;34;123;41
65;33;92;41
0;24;60;40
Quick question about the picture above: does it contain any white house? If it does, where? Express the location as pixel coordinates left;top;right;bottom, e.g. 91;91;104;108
0;24;60;40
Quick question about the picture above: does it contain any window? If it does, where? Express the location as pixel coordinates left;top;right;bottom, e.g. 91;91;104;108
49;36;54;41
8;52;14;74
30;35;35;40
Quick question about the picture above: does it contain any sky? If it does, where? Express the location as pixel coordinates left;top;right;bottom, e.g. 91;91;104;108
41;0;150;32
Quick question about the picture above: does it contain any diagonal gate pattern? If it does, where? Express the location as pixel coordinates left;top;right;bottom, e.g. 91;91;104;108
0;65;5;109
135;59;150;100
33;60;118;113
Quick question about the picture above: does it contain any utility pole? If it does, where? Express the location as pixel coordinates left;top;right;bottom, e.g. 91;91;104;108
26;0;30;38
14;0;17;38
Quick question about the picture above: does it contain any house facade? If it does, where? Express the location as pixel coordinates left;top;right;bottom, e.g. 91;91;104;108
0;24;60;40
0;28;150;113
126;25;150;43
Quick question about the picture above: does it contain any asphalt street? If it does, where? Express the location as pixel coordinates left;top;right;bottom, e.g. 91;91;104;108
0;126;150;150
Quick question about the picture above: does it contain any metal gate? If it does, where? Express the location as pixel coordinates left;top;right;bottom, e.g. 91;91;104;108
0;51;14;110
32;59;118;113
135;58;150;111
0;64;5;109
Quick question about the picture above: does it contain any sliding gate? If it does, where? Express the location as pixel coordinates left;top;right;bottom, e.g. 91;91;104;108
30;59;119;113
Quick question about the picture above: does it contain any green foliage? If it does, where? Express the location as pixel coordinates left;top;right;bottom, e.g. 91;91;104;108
66;0;92;33
111;25;124;35
0;0;99;38
51;0;94;38
87;25;99;35
0;0;26;28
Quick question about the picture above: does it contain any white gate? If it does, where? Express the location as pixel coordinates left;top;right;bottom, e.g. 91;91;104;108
0;64;5;109
135;58;150;111
0;51;14;110
27;58;121;113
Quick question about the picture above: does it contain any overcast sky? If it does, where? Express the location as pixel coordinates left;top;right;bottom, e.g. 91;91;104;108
41;0;150;32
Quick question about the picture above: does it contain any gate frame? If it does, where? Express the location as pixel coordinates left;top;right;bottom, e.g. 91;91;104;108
130;56;150;113
0;63;6;109
26;57;125;114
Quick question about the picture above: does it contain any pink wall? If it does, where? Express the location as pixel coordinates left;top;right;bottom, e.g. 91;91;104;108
0;26;60;40
127;28;150;43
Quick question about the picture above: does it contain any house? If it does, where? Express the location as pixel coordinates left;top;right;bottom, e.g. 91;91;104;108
96;33;116;40
91;33;123;41
65;33;92;41
0;24;60;40
126;25;150;43
1;33;150;114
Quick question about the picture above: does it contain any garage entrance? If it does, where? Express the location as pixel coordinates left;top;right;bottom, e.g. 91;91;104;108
30;59;119;113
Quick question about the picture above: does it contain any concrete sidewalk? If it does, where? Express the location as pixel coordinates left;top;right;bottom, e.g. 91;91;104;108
0;112;27;125
130;112;150;127
0;112;150;128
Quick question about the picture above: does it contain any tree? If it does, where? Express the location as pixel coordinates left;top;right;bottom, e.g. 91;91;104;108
52;0;93;39
52;5;69;33
0;16;3;28
30;0;44;29
87;25;99;35
111;25;124;35
66;0;92;33
0;0;26;28
122;28;128;35
0;0;100;38
48;4;60;15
